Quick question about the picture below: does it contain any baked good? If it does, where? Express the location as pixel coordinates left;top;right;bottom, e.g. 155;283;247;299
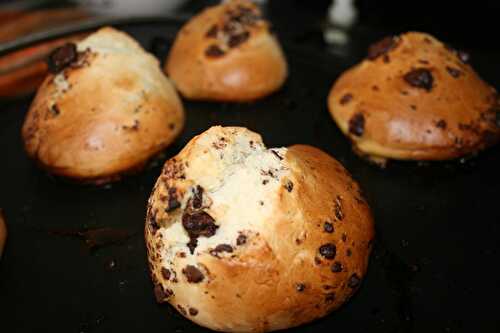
0;209;6;258
165;0;288;102
22;27;185;184
145;126;374;332
328;31;500;164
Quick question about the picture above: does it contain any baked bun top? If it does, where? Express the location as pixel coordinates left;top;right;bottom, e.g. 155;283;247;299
165;0;288;102
145;126;374;332
22;27;184;184
328;31;500;162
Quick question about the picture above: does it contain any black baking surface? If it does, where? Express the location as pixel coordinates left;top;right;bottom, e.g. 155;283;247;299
1;20;500;333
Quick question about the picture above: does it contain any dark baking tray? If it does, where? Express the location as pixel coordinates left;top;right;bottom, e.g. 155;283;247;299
1;17;500;333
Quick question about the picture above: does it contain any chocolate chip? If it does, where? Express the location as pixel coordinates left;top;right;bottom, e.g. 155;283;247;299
348;273;361;288
436;119;447;129
340;93;353;105
348;113;365;137
285;180;294;192
334;196;344;221
403;68;434;91
346;249;352;257
216;244;233;253
192;185;204;209
161;267;171;280
182;211;218;239
228;31;250;48
319;243;337;260
262;179;269;185
47;43;78;74
367;36;398;60
206;25;219;38
182;265;204;283
154;284;172;302
50;104;60;116
325;292;335;303
177;305;187;316
166;187;180;212
205;44;225;57
271;149;283;160
341;233;347;242
211;243;233;257
187;238;198;255
323;222;334;233
446;66;461;78
222;20;240;35
331;262;342;273
236;234;247;245
230;5;261;25
296;283;306;292
189;308;199;316
410;104;417;111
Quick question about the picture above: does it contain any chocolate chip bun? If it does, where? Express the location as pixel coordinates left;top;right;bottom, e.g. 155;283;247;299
0;209;7;258
165;0;288;102
145;126;374;332
328;32;500;164
22;27;184;184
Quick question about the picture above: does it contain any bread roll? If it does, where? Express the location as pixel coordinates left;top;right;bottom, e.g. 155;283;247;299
0;209;7;258
165;0;288;102
22;27;184;184
328;32;500;164
145;126;374;332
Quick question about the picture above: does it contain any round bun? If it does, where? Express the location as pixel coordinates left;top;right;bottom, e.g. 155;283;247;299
145;126;374;332
165;0;288;102
0;209;6;258
22;27;185;184
328;31;500;164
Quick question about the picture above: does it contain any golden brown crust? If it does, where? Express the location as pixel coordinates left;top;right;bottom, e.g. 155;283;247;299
22;27;185;184
328;32;500;161
165;0;288;102
0;209;7;258
145;127;374;332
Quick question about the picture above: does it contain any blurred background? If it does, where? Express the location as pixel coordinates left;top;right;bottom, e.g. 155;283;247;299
0;0;498;98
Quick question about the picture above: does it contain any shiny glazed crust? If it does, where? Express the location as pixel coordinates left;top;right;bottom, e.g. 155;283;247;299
22;27;185;184
328;32;500;162
145;126;374;332
165;0;288;102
